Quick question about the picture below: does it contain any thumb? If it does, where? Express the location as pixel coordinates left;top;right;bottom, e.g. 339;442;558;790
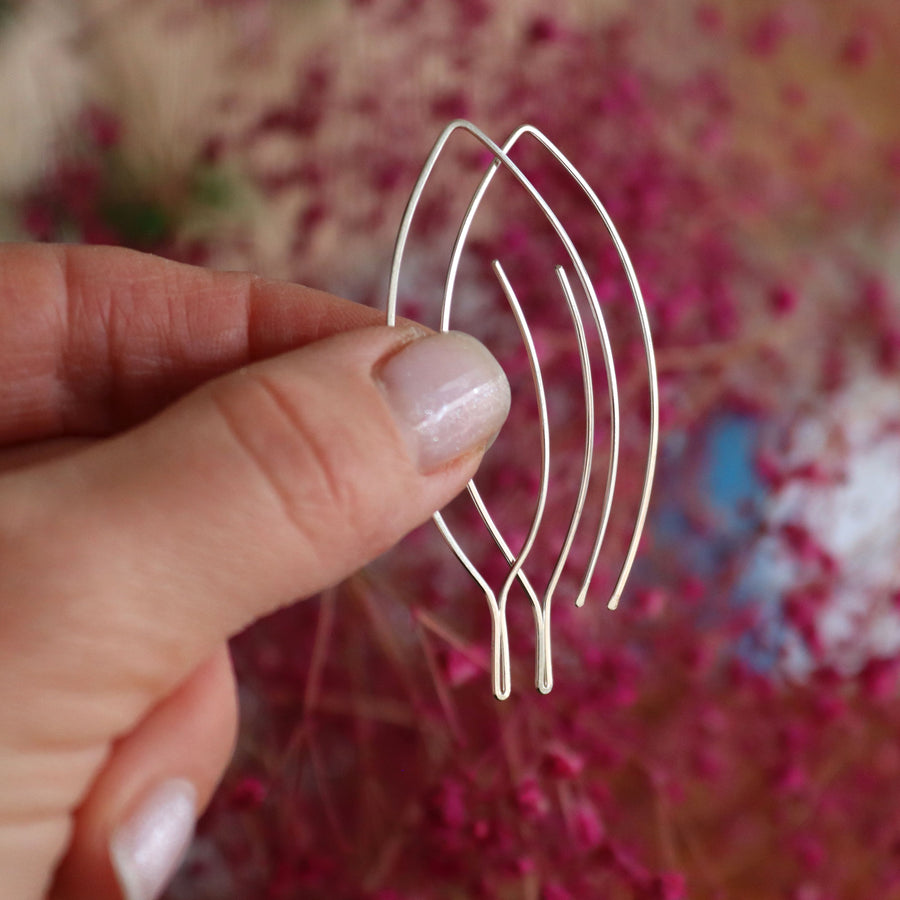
0;323;510;738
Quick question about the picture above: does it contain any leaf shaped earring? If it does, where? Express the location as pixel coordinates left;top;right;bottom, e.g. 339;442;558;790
387;121;659;700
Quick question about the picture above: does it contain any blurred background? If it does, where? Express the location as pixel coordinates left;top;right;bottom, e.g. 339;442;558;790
2;1;900;898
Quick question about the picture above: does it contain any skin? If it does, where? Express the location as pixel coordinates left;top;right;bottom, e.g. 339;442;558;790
0;244;492;900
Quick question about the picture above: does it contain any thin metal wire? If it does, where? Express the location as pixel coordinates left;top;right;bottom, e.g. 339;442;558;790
439;123;619;694
512;125;659;610
491;261;551;693
432;261;549;701
386;120;659;699
388;120;617;696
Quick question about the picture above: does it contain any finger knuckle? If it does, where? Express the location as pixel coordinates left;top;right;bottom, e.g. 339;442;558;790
209;370;364;549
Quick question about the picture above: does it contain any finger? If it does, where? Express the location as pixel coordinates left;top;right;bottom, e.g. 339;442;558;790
49;647;238;900
0;243;383;443
0;324;510;741
0;436;93;474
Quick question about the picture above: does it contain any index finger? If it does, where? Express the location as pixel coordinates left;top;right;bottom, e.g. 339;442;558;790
0;243;382;443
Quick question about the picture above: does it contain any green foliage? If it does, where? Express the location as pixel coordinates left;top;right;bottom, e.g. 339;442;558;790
0;1;16;30
100;197;172;248
190;164;236;211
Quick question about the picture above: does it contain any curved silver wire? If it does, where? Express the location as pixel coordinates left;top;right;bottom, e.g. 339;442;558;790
491;261;550;691
385;120;658;698
512;125;659;609
438;122;620;623
431;260;549;701
388;120;619;695
463;265;590;695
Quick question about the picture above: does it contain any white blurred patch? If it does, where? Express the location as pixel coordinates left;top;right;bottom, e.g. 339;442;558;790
0;1;84;194
760;376;900;672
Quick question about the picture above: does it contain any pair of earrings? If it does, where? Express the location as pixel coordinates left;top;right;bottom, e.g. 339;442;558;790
386;121;658;700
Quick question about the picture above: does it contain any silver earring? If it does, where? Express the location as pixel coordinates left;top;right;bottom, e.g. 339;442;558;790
387;121;658;700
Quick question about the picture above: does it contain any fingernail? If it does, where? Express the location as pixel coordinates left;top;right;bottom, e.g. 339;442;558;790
378;331;511;472
110;779;197;900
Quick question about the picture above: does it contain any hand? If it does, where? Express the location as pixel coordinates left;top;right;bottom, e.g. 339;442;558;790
0;244;509;900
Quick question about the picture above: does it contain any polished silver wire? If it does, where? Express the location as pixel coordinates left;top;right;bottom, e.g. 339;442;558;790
387;121;616;698
386;120;659;699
